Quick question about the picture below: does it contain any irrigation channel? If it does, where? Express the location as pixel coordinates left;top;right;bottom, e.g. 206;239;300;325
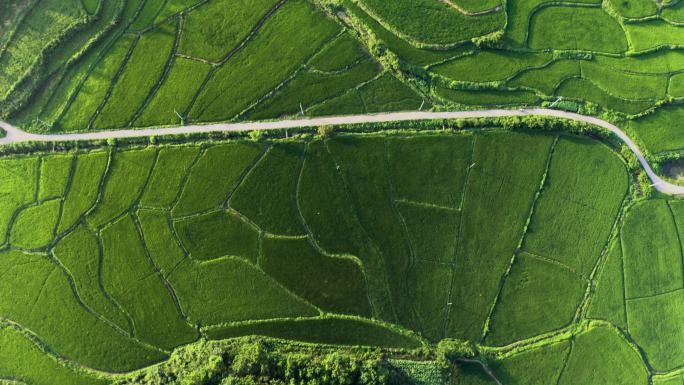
1;108;682;194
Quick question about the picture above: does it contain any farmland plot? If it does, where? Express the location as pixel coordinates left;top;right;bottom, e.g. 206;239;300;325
6;0;684;156
0;0;684;156
0;130;633;381
4;0;684;380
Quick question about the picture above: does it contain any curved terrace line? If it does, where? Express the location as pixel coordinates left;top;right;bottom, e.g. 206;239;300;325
0;108;681;194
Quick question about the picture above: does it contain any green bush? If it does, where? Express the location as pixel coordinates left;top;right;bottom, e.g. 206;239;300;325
114;338;420;385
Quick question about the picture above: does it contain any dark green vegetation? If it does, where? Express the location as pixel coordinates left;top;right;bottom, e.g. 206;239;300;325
0;128;649;384
8;0;684;156
113;337;448;385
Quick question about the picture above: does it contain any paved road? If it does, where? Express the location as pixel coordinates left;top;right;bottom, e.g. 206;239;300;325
1;108;681;194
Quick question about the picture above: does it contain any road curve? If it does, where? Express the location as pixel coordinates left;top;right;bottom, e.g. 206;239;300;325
0;108;681;195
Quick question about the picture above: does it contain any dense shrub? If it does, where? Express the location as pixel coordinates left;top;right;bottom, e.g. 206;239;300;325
114;338;413;385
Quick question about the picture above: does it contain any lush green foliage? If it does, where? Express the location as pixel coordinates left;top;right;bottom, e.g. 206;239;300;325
5;0;684;381
3;0;684;157
0;129;637;381
115;338;424;385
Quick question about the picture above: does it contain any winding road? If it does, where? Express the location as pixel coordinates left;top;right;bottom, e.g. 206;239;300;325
1;108;681;194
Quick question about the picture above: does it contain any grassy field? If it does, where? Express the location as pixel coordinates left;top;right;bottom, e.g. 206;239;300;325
0;128;639;382
3;0;684;383
5;0;684;154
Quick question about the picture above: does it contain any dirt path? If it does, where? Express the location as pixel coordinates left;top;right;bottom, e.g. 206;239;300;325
439;0;502;16
1;108;681;194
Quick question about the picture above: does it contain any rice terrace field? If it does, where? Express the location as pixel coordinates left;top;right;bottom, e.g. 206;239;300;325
4;0;684;384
